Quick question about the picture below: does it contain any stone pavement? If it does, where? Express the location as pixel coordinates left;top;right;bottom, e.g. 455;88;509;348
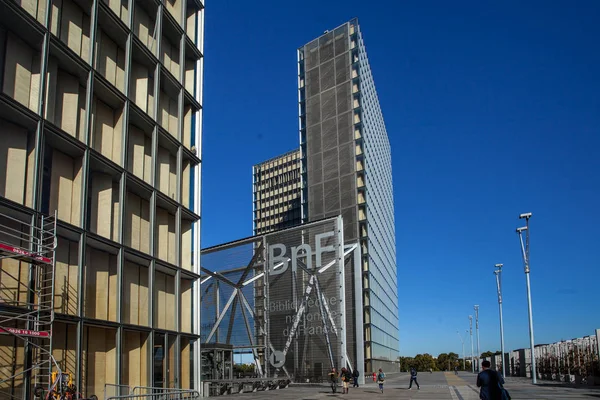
214;371;600;399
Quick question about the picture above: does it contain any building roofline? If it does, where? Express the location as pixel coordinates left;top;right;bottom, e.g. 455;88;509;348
253;148;301;168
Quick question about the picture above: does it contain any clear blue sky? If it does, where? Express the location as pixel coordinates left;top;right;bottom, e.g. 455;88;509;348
201;1;600;357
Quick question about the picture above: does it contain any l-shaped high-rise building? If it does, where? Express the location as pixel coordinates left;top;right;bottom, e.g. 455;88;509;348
297;18;399;372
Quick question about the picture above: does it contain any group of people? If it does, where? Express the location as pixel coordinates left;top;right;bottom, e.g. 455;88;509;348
326;361;510;399
327;366;361;394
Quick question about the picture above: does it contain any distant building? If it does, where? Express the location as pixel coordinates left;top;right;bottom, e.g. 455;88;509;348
298;18;399;372
252;149;302;235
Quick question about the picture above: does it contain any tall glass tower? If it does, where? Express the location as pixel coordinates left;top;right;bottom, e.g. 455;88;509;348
298;18;399;372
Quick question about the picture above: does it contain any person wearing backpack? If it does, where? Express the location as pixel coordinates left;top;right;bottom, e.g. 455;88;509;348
408;367;420;390
376;368;385;393
477;360;510;400
352;366;360;387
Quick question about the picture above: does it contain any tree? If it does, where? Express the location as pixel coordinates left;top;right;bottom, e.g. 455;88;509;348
437;352;460;370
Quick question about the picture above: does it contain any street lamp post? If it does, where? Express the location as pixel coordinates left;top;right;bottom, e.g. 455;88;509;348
469;315;474;373
474;305;480;372
494;264;506;378
457;330;466;371
517;212;537;384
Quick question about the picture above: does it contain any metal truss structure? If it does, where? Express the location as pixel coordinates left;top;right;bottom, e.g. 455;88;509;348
200;216;363;390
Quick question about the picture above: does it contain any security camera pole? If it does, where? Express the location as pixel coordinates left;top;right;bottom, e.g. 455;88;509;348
469;315;474;373
517;212;537;384
457;330;466;371
494;264;506;378
474;305;480;372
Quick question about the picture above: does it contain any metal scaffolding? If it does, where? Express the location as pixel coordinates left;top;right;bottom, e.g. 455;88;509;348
0;210;58;398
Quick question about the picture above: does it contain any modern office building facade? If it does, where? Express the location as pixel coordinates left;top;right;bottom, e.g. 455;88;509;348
298;18;399;372
0;0;204;398
252;149;302;236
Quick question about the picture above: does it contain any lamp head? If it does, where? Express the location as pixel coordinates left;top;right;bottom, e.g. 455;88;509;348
519;212;532;219
495;263;503;268
516;226;528;233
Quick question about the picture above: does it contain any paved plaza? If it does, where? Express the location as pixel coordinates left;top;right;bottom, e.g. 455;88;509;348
215;372;600;399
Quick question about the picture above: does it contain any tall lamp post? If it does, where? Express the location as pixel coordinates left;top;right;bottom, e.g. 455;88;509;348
469;315;474;373
494;264;506;378
474;305;480;372
517;212;537;384
457;330;466;371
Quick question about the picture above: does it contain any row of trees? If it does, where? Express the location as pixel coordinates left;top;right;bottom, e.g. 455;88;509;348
398;352;472;372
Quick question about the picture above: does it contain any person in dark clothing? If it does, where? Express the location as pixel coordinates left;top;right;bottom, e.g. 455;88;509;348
328;367;338;393
352;366;360;387
477;360;504;400
408;367;420;390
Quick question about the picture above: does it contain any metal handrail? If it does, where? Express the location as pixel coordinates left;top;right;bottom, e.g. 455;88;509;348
107;389;200;400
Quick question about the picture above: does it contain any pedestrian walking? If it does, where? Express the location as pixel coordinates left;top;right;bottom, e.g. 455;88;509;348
408;367;420;390
340;367;352;394
376;368;385;393
352;366;360;387
454;365;459;375
476;360;506;400
328;367;338;393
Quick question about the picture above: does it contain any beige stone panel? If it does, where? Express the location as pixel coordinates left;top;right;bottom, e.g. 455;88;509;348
86;249;109;319
25;132;36;208
61;0;84;56
71;157;83;226
166;274;175;330
168;153;177;201
116;47;126;93
90;172;113;238
108;254;118;321
112;182;120;241
112;107;124;165
183;105;192;148
50;150;74;223
181;338;191;387
81;13;91;61
54;238;70;313
147;77;155;116
19;0;38;18
97;30;117;86
29;54;41;113
159;91;170;131
126;192;140;250
181;160;190;209
45;58;58;123
122;331;140;386
140;198;150;253
0;122;27;204
57;70;81;137
162;39;172;74
167;337;176;386
157;146;170;195
0;258;21;304
77;84;87;142
50;0;62;36
93;98;114;160
131;62;148;111
186;8;196;39
185;59;195;94
123;262;139;324
181;220;192;271
167;213;176;265
166;0;182;25
169;97;178;137
170;47;180;80
52;323;77;373
143;136;152;184
105;330;116;393
68;240;79;315
134;6;150;48
3;33;33;108
180;279;192;332
128;125;145;179
156;208;168;261
138;265;149;326
155;271;166;329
